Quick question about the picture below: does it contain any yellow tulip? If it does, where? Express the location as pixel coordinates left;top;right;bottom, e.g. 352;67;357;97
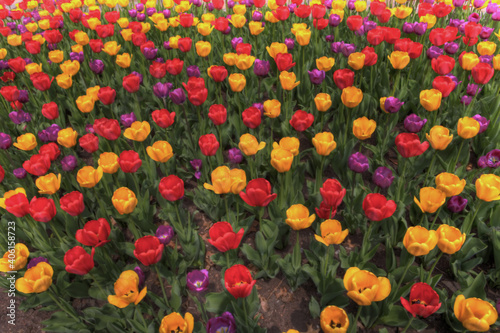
203;166;232;194
477;41;496;56
35;173;61;195
159;312;194;333
316;56;335;71
403;226;438;256
98;152;120;174
74;31;89;45
460;53;479;71
343;267;391;306
15;262;53;294
388;51;410;69
315;93;332;112
197;22;214;36
25;63;42;75
341;87;363;108
229;168;247;194
146;141;174;163
353;117;376;140
457;117;480;139
249;21;265;35
314;219;348;246
266;42;288;59
348;52;366;70
76;95;95;113
320;306;350;332
102;41;121;56
475;174;500;202
229;14;246;28
238;134;266;156
123;121;151;142
272;137;300;156
426;126;453;150
57;128;78;148
236;54;256;71
14;133;37;151
420;89;442;112
112;187;138;214
296;29;312;46
435;173;466;197
228;73;246;92
285;204;315;230
263;99;281;118
56;74;73;89
279;71;300;91
436;224;466;255
77;166;103;188
454;295;498;332
108;270;147;308
116;53;132;68
0;243;29;272
414;187;446;213
195;41;211;57
312;132;337;156
223;53;238;66
270;148;294;173
7;35;22;47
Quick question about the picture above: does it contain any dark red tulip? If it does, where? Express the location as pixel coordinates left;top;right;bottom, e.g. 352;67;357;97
395;133;429;158
29;197;57;223
134;235;164;266
159;175;184;201
362;193;397;221
401;282;442;318
64;246;95;275
75;218;111;247
239;178;277;207
224;265;256;299
208;221;244;252
60;191;85;217
118;150;142;173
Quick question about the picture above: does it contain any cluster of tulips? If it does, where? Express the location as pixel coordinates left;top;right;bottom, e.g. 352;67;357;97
1;0;500;331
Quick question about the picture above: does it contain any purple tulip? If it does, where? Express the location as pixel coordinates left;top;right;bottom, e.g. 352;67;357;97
453;0;465;6
325;35;335;42
153;82;172;99
364;20;377;33
170;88;186;105
186;269;209;292
61;155;78;172
163;9;171;18
252;103;264;112
137;13;146;21
18;90;29;103
468;12;481;23
466;84;481;96
190;159;202;179
288;4;297;13
402;22;415;34
284;38;295;51
228;0;235;8
348;152;369;173
486;149;500;168
341;43;356;57
460;95;473;105
253;59;270;77
492;10;500;21
86;124;95;134
13;168;27;179
308;69;325;85
134;266;146;289
228;148;244;164
472;114;490;133
372;167;394;188
331;41;344;53
414;22;428;36
0;61;9;70
329;14;341;27
27;257;49;269
70;51;84;63
142;47;158;60
89;59;104;74
324;0;332;9
163;41;172;50
38;124;61;142
486;2;499;13
479;55;493;65
146;7;156;16
9;110;31;124
136;3;144;11
384;97;404;113
252;11;263;21
0;133;12;149
231;37;243;50
120;112;137;128
480;26;494;39
207;3;214;11
404;114;427;133
473;0;486;9
187;65;201;78
447;195;468;213
207;312;237;333
444;42;459;55
348;0;356;10
427;46;443;59
155;225;174;245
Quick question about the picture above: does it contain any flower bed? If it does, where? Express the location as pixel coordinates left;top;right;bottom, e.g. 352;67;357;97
0;0;500;332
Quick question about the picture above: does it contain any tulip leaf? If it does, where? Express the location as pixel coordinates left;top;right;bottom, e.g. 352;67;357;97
309;296;320;319
378;305;410;327
461;272;487;300
205;291;232;314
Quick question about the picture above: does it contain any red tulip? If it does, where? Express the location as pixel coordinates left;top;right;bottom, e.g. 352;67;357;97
0;165;3;184
289;110;314;132
370;1;386;16
5;193;30;217
79;133;99;153
315;201;337;219
275;53;296;72
64;246;95;275
367;27;385;46
118;150;142;173
236;43;252;55
209;66;228;82
333;69;355;90
166;58;184;76
159;175;184;201
41;102;59;120
239;178;277;207
377;9;392;23
96;24;114;38
213;17;229;32
149;61;167;79
44;30;63;44
395;133;429;158
346;15;363;31
23;154;51;176
313;18;329;30
0;86;19;102
60;191;85;216
362;193;397;221
432;76;456;98
134;235;164;266
464;22;482;39
224;265;256;299
311;4;326;18
272;6;290;21
25;40;41;54
152;109;176;128
29;197;57;223
431;55;455;75
383;27;401;44
242;107;262;129
320;179;346;209
254;0;265;7
401;282;441;318
472;63;494;85
432;3;452;17
93;118;121;141
295;4;311;18
104;11;120;24
208;221;244;252
39;143;61;162
131;32;147;46
8;57;26;73
178;37;192;53
198;134;219;156
179;13;194;28
30;72;53;91
122;74;141;93
98;87;116;105
75;218;111;247
69;8;83;23
208;104;227;126
361;46;378;66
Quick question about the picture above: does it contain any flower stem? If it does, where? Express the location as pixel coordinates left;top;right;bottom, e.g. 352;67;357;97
391;255;414;302
462;201;482;234
449;139;466;173
401;316;415;333
426;252;443;284
154;264;170;309
353;306;362;333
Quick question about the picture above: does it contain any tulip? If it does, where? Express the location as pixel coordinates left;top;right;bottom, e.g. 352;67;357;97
224;265;256;299
14;133;37;151
147;141;173;163
343;267;391;306
420;89;442;111
108;270;147;308
76;218;111;247
271;148;293;173
320;306;349;333
134;235;164;266
64;246;94;275
362;193;397;221
348;152;369;173
314;219;348;246
238;134;266;156
436;224;466;254
186;269;209;292
239;178;277;207
123;121;151;142
159;312;194;333
35;173;61;195
475;174;500;202
15;262;53;294
312;132;337;156
403;226;438;256
208;222;244;252
118;151;142;173
395;133;429;158
454;295;498;332
435;173;466;197
316;57;335;71
98;153;120;174
285;204;315;230
279;71;300;90
348;52;365;70
204;166;232;195
457;117;480;139
112;187;138;214
0;243;29;272
341;87;363;108
159;175;184;201
426;126;453;150
207;312;236;333
353;117;376;140
228;73;246;92
29;197;57;223
388;51;410;69
414;187;446;213
401;283;441;318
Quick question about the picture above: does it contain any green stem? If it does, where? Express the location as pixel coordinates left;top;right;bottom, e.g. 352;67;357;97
401;316;415;333
353;306;362;333
49;220;65;245
449;139;466;173
429;205;443;230
224;195;230;221
154;264;170;308
426;252;443;284
392;256;414;302
225;250;231;268
242;297;250;328
396;159;407;203
462;201;483;234
47;288;81;323
316;156;326;193
424;152;437;185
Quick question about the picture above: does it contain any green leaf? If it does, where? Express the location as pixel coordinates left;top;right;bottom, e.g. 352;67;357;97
205;292;232;314
309;296;320;319
378;305;410;327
